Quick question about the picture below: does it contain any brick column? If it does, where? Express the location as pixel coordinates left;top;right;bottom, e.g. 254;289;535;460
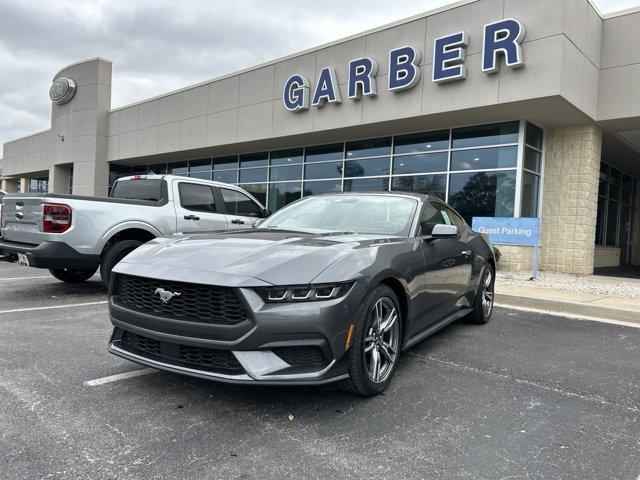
540;125;602;275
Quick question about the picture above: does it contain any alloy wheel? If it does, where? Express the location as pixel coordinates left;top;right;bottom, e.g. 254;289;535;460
482;268;494;318
364;297;400;384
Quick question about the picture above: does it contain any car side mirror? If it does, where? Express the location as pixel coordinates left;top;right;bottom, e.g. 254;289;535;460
423;224;458;241
261;208;271;218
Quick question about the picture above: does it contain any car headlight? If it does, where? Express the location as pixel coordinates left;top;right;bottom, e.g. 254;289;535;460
257;282;354;303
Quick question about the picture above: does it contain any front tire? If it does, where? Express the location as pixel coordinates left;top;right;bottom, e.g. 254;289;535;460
340;285;402;396
100;240;143;288
469;263;495;324
49;267;98;283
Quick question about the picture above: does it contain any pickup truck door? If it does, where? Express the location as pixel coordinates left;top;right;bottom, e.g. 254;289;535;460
174;181;228;233
218;187;264;229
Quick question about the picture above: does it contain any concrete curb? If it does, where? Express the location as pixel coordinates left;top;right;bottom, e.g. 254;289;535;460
495;293;640;325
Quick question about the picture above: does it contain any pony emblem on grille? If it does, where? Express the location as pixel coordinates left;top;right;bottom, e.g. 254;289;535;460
154;288;182;304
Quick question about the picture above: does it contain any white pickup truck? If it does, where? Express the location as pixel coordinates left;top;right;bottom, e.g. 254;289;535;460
0;175;268;287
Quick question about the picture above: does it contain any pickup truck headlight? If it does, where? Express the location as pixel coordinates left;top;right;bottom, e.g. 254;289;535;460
257;282;354;303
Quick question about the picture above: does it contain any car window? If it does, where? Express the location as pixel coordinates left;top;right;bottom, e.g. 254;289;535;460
179;183;217;212
419;203;449;235
111;179;164;201
221;188;262;217
438;204;468;231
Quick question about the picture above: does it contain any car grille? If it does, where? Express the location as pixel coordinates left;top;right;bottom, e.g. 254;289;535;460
120;331;245;376
113;274;249;325
273;346;326;368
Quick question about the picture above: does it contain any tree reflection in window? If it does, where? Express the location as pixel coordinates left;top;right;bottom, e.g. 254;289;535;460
448;171;516;224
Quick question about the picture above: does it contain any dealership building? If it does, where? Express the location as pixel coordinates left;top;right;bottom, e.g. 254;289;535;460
2;0;640;274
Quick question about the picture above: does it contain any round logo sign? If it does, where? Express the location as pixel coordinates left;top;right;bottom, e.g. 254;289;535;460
49;77;76;104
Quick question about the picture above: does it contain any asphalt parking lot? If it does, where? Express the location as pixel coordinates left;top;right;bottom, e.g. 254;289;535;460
1;261;639;480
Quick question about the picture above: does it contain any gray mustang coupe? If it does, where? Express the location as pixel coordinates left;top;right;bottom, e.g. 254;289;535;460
108;192;495;396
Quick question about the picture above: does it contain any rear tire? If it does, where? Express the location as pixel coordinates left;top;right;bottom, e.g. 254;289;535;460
100;240;143;288
49;267;98;283
468;263;495;324
340;285;403;396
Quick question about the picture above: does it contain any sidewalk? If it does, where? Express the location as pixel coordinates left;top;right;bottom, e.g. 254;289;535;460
495;284;640;324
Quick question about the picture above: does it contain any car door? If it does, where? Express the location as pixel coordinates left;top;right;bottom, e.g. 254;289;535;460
174;181;228;233
219;187;264;229
418;202;473;325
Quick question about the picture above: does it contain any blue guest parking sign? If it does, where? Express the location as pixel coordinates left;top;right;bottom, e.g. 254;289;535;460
472;217;541;278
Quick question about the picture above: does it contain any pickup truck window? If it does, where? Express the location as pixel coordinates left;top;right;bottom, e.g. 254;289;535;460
111;179;163;201
179;183;217;212
221;188;262;217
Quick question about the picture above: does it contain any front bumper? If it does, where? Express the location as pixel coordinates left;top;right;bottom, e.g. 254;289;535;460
0;239;99;269
108;280;368;385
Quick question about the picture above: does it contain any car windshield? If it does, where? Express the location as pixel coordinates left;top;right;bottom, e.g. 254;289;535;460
260;195;418;236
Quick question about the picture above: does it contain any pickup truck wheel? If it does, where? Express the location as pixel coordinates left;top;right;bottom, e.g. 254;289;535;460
100;240;143;288
49;267;98;283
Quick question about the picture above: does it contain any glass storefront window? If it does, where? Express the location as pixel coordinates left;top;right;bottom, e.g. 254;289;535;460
190;159;212;172
394;130;449;154
450;146;517;171
213;170;237;184
524;148;541;173
452;121;519;148
344;157;390;178
392;152;448;175
169;162;188;175
305;161;343;180
239;168;268;183
344;177;389;192
609;184;620;201
521;172;540;218
117;120;543;219
448;171;516;224
240;152;268;168
596;160;637;247
599;178;608;197
303;180;342;196
214;156;238;170
596;202;605;245
606;201;619;246
268;182;302;211
391;175;446;199
241;183;267;206
346;137;391;159
270;164;303;182
189;172;211;180
147;163;167;175
305;143;343;162
270;148;303;166
525;123;543;149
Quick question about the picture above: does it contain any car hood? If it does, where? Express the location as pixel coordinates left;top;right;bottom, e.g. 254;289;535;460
115;229;400;286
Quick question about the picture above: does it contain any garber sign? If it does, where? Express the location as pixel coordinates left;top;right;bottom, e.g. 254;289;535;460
283;18;525;112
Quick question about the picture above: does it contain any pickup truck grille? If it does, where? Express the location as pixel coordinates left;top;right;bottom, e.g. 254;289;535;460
113;274;249;325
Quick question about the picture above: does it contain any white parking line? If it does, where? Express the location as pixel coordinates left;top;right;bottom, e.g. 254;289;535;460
0;275;53;281
84;368;157;386
0;301;107;315
496;303;640;329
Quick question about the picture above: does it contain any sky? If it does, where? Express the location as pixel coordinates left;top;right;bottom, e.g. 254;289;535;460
0;0;637;157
